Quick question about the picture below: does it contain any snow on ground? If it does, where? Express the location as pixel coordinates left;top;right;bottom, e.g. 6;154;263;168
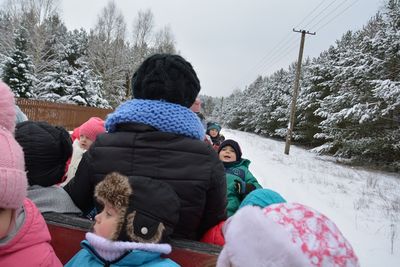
223;129;400;267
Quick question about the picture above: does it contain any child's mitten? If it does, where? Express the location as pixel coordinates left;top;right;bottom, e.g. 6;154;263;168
235;180;256;199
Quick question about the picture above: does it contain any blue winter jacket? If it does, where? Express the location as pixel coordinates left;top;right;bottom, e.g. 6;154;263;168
65;240;180;267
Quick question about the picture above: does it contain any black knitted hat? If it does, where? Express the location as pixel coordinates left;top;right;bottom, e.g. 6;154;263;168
95;172;180;243
131;53;201;107
15;121;72;186
218;139;242;161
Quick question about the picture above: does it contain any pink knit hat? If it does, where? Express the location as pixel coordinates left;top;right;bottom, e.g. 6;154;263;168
0;81;17;133
79;117;105;142
0;81;27;209
217;204;359;267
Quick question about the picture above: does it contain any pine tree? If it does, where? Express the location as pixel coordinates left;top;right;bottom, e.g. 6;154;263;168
38;29;109;108
2;27;36;98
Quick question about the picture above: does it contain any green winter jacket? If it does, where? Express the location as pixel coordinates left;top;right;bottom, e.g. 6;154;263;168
223;159;262;217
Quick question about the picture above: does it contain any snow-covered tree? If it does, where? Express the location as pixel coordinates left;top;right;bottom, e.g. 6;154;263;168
38;29;109;107
2;26;36;97
152;25;176;54
88;0;127;107
214;0;399;170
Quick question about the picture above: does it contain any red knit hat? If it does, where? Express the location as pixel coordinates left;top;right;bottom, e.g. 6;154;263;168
0;81;27;209
79;117;105;142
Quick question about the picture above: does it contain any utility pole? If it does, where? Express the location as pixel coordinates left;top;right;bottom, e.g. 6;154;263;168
284;29;315;155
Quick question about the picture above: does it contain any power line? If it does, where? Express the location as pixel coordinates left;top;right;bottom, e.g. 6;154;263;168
300;0;341;29
255;0;360;81
232;0;369;94
232;0;346;91
294;0;332;29
314;0;361;32
254;0;341;78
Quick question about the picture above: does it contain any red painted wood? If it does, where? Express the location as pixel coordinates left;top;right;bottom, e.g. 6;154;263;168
48;224;218;266
47;224;86;264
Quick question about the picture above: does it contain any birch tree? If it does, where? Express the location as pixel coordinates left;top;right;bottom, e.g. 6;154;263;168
88;0;127;107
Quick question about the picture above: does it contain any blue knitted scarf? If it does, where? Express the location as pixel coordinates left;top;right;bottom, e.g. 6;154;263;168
105;99;205;140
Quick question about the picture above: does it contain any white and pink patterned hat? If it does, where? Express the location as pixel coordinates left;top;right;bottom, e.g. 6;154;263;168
217;203;359;267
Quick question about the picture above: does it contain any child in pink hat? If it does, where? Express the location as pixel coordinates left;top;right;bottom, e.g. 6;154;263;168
78;117;105;150
63;117;105;185
0;81;62;266
217;203;359;267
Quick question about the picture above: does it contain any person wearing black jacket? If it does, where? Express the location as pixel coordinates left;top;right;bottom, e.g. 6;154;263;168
64;54;227;240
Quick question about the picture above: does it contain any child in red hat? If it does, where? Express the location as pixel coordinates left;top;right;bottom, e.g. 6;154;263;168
63;117;105;185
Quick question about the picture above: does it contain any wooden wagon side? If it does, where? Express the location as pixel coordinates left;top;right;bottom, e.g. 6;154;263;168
44;213;221;266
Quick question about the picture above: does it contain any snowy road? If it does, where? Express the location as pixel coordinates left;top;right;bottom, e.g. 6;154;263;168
224;129;400;267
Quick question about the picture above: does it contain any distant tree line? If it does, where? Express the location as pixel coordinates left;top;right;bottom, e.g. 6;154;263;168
0;0;177;108
209;0;400;171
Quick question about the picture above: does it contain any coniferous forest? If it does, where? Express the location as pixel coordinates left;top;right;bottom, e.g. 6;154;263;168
0;0;176;108
0;0;399;171
208;0;400;171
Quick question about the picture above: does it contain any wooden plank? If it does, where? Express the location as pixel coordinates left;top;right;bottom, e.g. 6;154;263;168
44;213;221;266
16;98;113;130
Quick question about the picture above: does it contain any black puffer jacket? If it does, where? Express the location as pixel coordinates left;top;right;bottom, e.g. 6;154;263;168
64;123;227;240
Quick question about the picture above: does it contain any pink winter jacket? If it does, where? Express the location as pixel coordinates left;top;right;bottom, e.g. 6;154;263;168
0;198;62;267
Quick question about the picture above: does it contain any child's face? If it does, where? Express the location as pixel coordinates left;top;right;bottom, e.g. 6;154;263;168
209;129;219;138
219;145;237;162
94;201;120;240
0;208;14;239
79;135;93;150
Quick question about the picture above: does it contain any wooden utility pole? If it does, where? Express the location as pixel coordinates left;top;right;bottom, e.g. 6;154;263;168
284;29;315;155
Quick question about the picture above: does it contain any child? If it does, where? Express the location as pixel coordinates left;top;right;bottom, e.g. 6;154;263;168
15;121;73;187
63;117;105;185
206;122;225;149
14;120;81;214
0;81;62;266
217;203;359;267
218;139;262;217
66;172;181;266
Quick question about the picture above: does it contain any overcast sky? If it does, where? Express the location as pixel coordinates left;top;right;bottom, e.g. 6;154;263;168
30;0;390;96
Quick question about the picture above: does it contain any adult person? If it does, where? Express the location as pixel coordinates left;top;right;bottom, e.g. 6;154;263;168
64;54;227;240
190;97;207;129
